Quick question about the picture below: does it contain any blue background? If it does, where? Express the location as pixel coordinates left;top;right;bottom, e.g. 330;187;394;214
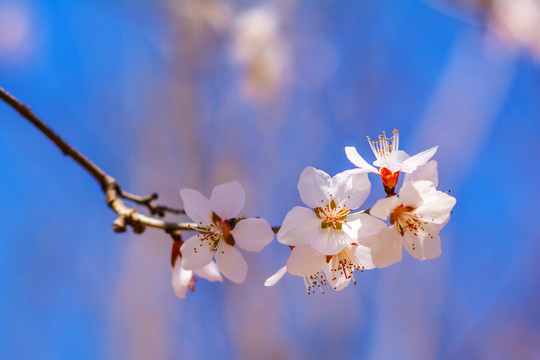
0;1;539;359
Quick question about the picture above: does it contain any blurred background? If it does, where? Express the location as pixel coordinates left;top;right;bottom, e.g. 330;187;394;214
0;1;539;359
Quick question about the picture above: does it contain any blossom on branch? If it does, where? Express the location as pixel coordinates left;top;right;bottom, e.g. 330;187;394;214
170;239;223;299
277;166;384;255
172;259;223;299
345;129;438;195
180;181;274;284
369;165;456;267
270;166;386;293
265;242;377;293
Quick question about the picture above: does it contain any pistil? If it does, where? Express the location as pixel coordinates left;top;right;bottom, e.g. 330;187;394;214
390;205;432;251
314;197;350;230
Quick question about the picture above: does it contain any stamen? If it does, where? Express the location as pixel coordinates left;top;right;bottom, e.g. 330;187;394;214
314;198;350;230
303;271;327;295
391;204;435;251
195;217;236;253
366;129;400;164
328;247;365;289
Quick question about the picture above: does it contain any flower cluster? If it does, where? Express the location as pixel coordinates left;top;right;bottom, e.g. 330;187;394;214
171;129;456;298
266;129;456;293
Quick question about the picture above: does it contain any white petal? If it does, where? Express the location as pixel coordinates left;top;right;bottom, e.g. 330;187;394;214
180;188;213;225
171;262;193;299
193;261;223;282
399;145;438;173
376;151;410;173
323;264;352;292
350;243;375;269
370;196;401;221
397;180;425;209
215;244;248;284
210;181;245;220
422;231;442;260
180;235;214;270
346;213;388;241
402;224;441;260
330;169;371;209
395;150;410;163
404;160;439;187
345;146;378;173
297;167;331;208
371;227;403;268
277;206;320;247
231;218;274;252
264;266;288;287
311;228;351;255
286;245;326;276
415;186;456;226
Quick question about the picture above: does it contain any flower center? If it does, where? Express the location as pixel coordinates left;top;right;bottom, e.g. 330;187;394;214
390;205;432;250
197;212;236;252
367;128;399;165
314;197;349;230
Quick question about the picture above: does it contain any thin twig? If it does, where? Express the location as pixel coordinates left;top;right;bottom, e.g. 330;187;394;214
117;187;185;217
0;86;203;234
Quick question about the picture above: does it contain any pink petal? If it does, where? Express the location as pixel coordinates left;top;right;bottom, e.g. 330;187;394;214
194;261;223;282
397;181;425;209
345;146;378;173
180;188;213;225
231;218;274;252
264;266;287;287
323;263;352;292
286;245;326;276
399;145;438;173
395;150;410;163
171;262;193;299
210;181;245;220
420;231;442;260
330;169;371;209
402;224;441;261
404;160;439;187
180;235;214;270
415;186;456;226
297;166;332;208
371;227;403;268
277;206;320;247
310;228;352;255
370;196;401;221
215;244;248;284
350;243;375;270
346;213;388;241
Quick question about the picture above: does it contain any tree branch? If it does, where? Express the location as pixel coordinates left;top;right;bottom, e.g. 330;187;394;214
117;188;185;217
0;86;281;236
0;86;203;234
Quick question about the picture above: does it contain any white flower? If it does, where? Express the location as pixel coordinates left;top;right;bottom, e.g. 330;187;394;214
171;258;223;299
264;243;376;293
345;129;438;194
277;166;385;255
170;240;223;299
180;181;274;283
369;169;456;267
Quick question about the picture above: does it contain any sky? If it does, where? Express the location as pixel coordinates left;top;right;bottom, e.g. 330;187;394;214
0;1;539;360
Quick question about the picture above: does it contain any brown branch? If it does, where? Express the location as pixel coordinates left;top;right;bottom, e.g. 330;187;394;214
0;86;201;234
117;188;185;217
